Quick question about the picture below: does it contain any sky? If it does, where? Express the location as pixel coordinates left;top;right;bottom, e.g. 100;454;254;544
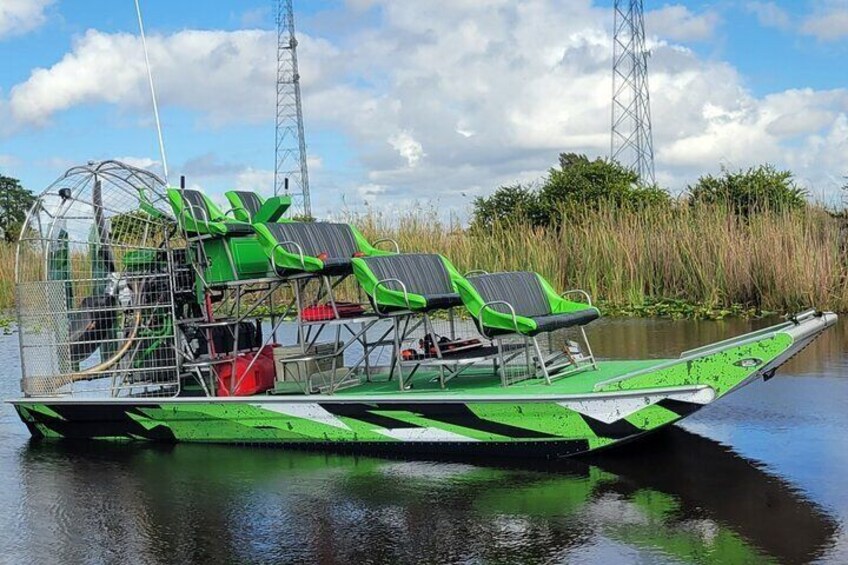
1;0;847;219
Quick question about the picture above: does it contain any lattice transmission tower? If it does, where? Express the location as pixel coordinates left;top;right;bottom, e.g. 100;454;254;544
611;0;656;185
274;0;311;217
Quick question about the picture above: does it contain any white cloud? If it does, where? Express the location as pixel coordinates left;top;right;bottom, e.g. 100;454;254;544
10;29;273;125
234;167;274;195
0;0;53;40
646;5;721;42
4;0;848;214
745;2;792;30
0;154;19;172
356;183;386;204
306;155;323;171
388;131;425;167
115;156;159;171
802;1;848;41
8;27;341;126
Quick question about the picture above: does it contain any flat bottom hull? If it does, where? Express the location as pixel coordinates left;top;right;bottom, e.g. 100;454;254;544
14;311;837;458
14;396;702;458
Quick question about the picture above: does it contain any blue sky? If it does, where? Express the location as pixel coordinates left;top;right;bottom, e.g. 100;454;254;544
1;1;847;218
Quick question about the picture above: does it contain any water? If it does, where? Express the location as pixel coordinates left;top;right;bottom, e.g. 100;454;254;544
1;317;846;564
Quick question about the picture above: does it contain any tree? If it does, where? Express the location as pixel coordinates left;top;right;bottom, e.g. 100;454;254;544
538;153;669;221
471;153;670;228
471;184;544;229
688;165;807;216
0;175;35;243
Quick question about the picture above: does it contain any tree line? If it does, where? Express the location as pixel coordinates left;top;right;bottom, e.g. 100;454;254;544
471;153;812;229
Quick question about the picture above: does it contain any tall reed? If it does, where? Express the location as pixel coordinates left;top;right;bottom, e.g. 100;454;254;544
1;204;846;315
353;204;848;314
0;243;14;313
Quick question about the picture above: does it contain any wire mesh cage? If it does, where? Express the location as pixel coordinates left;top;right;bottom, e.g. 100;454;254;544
15;161;182;398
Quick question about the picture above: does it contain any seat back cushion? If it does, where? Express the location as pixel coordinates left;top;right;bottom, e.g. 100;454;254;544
361;254;453;297
264;222;359;259
180;189;216;221
231;191;264;221
467;272;551;318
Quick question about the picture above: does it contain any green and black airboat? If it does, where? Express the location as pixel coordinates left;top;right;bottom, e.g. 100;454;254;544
9;161;837;458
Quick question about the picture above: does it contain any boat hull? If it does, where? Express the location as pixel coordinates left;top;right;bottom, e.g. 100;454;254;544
11;310;837;458
14;396;705;458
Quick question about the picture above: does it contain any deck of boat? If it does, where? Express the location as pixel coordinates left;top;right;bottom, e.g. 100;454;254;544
329;359;671;398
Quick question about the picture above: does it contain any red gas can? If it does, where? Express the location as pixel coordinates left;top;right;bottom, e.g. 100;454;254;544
216;345;276;396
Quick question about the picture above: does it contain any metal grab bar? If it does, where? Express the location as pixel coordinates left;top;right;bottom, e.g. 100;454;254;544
224;206;249;221
373;278;412;316
185;202;212;231
561;289;593;306
372;238;400;254
270;240;307;271
464;269;489;277
479;300;520;339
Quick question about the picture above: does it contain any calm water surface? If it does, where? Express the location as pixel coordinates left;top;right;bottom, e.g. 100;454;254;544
1;317;846;564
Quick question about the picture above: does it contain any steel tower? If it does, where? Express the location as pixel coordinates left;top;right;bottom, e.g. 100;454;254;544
611;0;656;185
274;0;311;217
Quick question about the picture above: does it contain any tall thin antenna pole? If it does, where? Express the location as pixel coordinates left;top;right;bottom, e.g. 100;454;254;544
134;0;169;185
274;0;311;217
611;0;655;185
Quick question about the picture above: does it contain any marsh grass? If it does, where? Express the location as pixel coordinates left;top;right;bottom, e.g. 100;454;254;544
1;203;846;317
0;243;14;315
352;203;848;315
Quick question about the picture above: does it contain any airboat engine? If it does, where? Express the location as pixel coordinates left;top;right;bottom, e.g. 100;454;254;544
14;160;183;397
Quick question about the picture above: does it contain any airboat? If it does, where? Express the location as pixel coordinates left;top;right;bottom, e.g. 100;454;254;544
8;161;837;457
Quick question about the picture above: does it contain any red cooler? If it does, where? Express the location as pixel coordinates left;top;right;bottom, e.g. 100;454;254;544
216;345;277;396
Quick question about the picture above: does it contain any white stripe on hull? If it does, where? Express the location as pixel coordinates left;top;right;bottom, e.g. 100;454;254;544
559;387;715;424
254;402;352;430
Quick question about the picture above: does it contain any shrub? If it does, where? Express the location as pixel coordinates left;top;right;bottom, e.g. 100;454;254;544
472;153;670;228
539;153;670;220
471;184;544;229
688;164;807;216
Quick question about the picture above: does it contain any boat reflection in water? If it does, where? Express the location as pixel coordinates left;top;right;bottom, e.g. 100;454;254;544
17;428;837;564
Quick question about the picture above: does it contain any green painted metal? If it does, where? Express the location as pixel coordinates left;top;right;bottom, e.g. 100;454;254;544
338;360;666;396
12;321;801;454
225;191;292;223
198;236;270;284
597;333;792;398
165;188;251;236
254;222;392;274
352;254;463;311
122;248;162;271
452;269;599;336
